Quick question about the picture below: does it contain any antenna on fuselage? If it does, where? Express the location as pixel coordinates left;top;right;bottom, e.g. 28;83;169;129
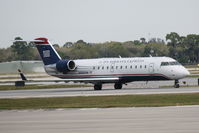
149;54;152;57
119;55;122;58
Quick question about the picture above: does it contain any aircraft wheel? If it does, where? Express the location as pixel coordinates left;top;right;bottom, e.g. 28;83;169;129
114;83;122;89
94;84;102;90
174;84;180;88
174;80;180;88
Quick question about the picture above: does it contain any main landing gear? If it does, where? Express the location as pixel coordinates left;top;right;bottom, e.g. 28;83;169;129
94;84;102;90
174;80;180;88
94;83;123;90
114;83;123;89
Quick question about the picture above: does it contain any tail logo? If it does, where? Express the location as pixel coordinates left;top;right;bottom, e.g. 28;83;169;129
43;50;50;58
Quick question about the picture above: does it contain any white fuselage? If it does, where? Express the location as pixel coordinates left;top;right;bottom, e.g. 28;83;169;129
45;56;190;84
33;38;190;89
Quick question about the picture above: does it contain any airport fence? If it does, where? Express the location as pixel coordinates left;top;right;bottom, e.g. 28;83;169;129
0;61;45;74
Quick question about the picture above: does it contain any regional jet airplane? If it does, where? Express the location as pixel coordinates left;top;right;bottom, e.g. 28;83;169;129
10;38;189;90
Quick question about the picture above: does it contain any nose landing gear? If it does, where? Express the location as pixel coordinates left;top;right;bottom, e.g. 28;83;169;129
174;80;180;88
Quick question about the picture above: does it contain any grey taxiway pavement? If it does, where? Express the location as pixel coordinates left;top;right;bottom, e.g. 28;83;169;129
0;77;199;98
0;106;199;133
0;86;199;99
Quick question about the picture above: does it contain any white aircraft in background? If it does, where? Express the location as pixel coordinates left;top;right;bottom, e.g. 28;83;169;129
14;38;190;90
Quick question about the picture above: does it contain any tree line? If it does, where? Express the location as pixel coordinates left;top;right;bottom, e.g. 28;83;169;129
0;32;199;64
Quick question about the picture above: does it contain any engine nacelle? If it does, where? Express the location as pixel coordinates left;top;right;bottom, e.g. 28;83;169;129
56;60;76;73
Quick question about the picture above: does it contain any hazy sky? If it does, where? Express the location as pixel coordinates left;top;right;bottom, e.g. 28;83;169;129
0;0;198;48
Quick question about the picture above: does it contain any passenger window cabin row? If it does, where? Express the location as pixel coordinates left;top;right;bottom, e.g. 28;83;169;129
92;61;181;70
93;65;147;70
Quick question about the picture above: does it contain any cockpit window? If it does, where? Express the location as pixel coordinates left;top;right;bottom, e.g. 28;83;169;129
161;61;181;66
169;61;181;65
161;62;169;66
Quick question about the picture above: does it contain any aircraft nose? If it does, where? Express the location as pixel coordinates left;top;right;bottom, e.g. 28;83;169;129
171;67;190;79
183;69;190;77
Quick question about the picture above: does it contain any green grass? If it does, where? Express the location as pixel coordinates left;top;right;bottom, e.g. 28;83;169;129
188;75;199;77
185;65;199;68
1;93;199;110
0;84;91;91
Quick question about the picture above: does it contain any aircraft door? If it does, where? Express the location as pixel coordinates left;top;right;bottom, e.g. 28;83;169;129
148;63;154;73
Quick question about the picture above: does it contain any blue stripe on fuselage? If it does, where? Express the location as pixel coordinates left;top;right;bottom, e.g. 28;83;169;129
52;74;170;83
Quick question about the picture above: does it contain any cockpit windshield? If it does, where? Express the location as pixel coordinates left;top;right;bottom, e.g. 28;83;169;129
161;61;181;66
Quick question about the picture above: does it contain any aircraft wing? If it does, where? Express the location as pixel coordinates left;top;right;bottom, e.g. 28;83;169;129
0;77;119;84
29;77;119;83
0;69;119;84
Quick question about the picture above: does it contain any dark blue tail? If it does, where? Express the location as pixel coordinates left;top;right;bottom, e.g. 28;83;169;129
34;38;61;65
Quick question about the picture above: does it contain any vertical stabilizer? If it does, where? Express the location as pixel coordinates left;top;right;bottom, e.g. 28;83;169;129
34;38;61;65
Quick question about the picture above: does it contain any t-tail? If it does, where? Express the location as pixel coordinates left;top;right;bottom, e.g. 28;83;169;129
34;38;76;74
